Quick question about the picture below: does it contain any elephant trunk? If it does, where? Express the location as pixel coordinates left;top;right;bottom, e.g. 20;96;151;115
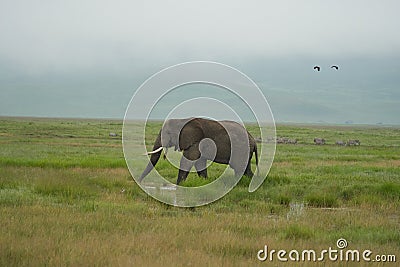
139;133;163;182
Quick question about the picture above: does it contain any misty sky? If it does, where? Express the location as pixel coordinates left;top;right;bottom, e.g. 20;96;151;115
1;1;399;124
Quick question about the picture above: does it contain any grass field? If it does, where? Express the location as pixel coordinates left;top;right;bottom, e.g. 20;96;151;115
0;117;399;266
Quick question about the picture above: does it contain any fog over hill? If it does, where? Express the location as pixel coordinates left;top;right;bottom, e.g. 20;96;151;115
1;1;399;124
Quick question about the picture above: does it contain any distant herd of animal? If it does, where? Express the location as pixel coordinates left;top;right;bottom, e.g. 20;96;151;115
256;137;361;146
313;138;360;146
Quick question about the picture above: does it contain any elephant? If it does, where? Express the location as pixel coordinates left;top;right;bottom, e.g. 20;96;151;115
139;117;259;185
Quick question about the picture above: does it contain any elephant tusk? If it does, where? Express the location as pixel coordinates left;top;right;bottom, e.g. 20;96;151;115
145;146;164;155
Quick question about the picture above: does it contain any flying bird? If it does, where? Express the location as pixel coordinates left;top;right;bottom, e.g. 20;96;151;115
313;66;321;71
331;65;339;70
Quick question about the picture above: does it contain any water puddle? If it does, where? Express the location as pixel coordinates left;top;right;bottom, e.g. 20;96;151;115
286;202;306;220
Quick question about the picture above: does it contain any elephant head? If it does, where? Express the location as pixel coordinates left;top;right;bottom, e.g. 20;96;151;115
139;118;203;182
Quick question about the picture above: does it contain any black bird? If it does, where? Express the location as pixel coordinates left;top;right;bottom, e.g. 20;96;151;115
313;66;321;71
331;65;339;70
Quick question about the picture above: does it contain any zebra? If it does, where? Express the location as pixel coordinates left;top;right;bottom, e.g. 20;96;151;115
276;137;285;144
288;139;298;144
347;139;360;146
335;140;346;146
314;138;326;145
255;137;263;143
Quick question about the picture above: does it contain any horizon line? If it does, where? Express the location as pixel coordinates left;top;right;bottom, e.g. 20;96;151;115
1;115;399;127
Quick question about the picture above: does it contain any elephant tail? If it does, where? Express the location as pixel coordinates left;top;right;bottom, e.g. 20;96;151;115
254;144;259;176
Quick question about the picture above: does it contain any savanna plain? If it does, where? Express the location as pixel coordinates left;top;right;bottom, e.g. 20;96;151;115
0;117;399;266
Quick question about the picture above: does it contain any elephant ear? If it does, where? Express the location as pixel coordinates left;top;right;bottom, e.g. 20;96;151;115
178;119;204;151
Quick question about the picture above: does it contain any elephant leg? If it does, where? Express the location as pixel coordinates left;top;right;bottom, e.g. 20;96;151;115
244;156;254;177
233;168;244;177
194;158;207;178
176;145;200;184
177;157;193;184
244;163;254;177
232;157;253;177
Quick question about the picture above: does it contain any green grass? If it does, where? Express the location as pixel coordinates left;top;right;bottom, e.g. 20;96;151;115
0;117;399;266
